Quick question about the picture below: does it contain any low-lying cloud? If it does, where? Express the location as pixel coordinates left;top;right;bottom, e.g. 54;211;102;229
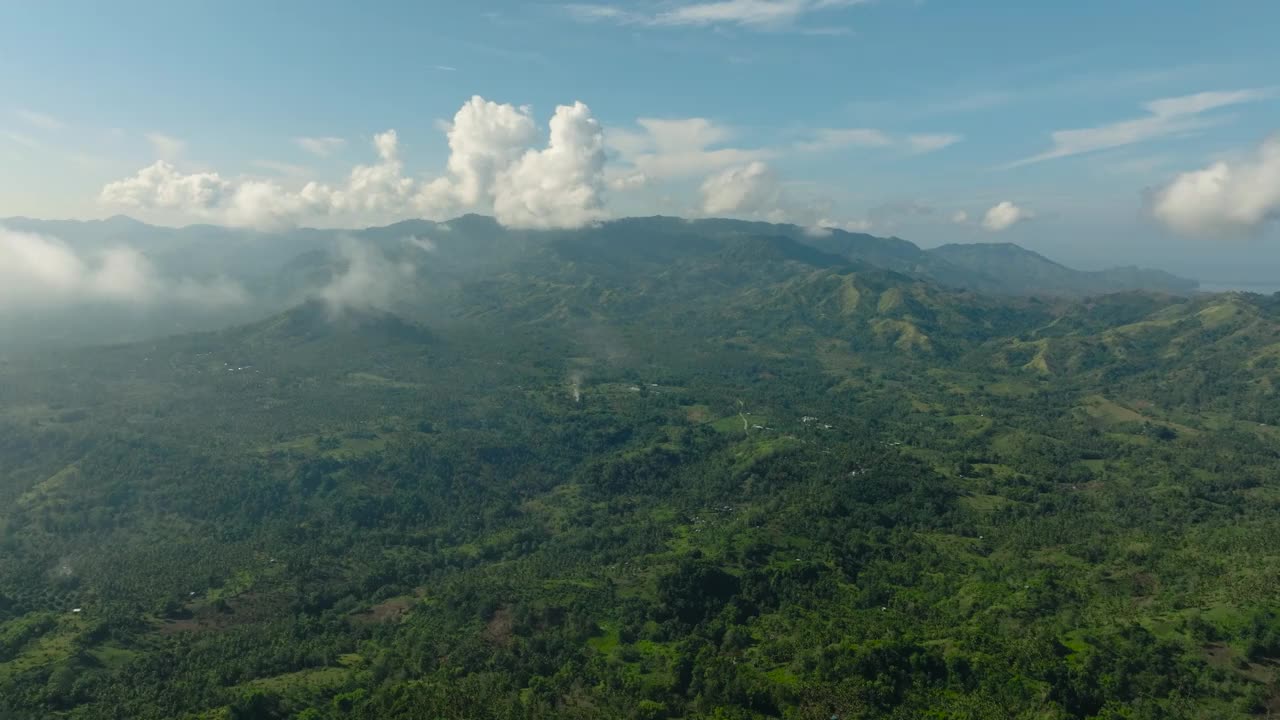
0;226;247;313
699;160;869;231
317;238;416;317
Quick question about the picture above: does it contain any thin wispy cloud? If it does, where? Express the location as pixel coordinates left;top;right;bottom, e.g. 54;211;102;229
608;117;774;178
146;132;186;161
795;128;892;152
295;136;347;157
1004;88;1273;169
2;130;42;149
432;65;458;72
794;128;961;154
907;133;963;153
565;0;867;32
14;109;66;131
923;91;1014;115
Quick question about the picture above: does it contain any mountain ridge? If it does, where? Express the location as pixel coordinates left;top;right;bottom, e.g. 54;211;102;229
1;213;1198;297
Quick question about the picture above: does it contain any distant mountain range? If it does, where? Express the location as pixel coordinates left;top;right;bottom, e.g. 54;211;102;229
0;214;1201;348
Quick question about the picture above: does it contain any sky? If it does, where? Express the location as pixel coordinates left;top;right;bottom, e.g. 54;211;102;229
2;0;1279;282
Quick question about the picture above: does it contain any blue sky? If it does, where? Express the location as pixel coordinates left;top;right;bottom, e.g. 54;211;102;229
2;0;1279;281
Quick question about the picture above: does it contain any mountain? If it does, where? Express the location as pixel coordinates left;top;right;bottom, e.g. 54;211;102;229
929;242;1200;296
1;214;1199;303
0;220;1277;719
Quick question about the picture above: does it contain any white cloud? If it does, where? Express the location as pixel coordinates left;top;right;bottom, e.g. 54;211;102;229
811;217;872;234
950;210;969;224
146;132;186;160
981;201;1032;231
796;128;892;152
432;65;458;72
607;170;649;191
15;109;65;131
101;132;411;229
566;0;866;31
1007;88;1272;168
415;96;538;214
99;161;331;230
319;129;417;217
102;96;609;231
100;161;232;211
907;133;962;153
295;136;346;157
318;238;415;316
794;128;961;154
700;161;779;215
406;235;438;253
1152;134;1280;237
608;117;771;179
0;226;245;313
491;102;608;229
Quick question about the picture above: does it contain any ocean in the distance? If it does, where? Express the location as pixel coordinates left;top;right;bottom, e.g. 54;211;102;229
1198;282;1280;294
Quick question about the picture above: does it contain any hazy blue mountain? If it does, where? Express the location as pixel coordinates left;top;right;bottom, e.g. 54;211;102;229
928;242;1199;296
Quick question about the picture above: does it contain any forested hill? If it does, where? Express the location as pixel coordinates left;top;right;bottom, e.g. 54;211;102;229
0;222;1277;719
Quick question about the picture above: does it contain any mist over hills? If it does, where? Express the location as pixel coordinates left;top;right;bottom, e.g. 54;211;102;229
0;214;1201;350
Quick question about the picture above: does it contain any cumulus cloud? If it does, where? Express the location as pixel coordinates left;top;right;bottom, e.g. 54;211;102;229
1152;135;1280;237
100;161;233;212
607;170;649;191
295;136;346;156
99;161;328;230
104;97;610;231
318;238;415;316
415;96;538;215
1007;88;1271;168
950;210;969;224
100;131;417;229
414;97;608;229
981;201;1032;231
320;130;417;216
700;161;780;216
491;101;608;229
0;226;246;313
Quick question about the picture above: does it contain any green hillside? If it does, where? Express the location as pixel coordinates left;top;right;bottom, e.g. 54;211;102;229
0;226;1275;720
